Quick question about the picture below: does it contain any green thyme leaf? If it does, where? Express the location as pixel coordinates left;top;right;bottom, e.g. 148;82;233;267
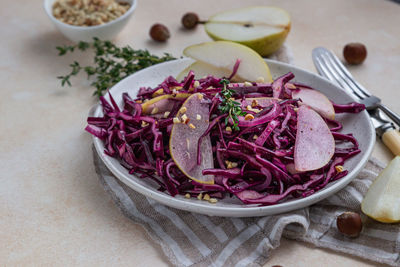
218;79;246;131
56;38;176;98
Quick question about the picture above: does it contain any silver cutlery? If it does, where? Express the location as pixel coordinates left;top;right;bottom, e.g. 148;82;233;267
312;47;400;156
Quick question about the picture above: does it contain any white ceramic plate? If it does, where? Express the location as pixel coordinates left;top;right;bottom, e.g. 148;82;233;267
91;58;375;217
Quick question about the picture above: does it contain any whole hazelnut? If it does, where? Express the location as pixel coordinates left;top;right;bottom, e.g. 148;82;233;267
181;12;200;29
149;23;170;42
343;43;367;65
336;211;362;237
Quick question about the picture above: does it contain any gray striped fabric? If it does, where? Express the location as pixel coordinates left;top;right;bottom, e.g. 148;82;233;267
93;149;400;267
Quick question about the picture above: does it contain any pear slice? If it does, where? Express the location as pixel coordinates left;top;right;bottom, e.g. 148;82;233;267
361;156;400;223
183;41;272;82
170;93;214;184
294;105;335;172
141;93;191;114
176;61;233;82
204;6;291;56
292;88;335;120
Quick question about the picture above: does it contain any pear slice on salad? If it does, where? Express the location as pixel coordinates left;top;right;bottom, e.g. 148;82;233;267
292;88;335;120
141;93;191;114
176;61;234;82
294;105;335;172
361;156;400;223
170;93;214;184
183;41;272;82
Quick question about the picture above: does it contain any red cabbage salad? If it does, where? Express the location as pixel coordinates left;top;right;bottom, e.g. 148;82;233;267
86;69;365;206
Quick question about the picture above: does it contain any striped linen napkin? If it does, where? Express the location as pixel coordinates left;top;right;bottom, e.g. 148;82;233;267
93;150;400;267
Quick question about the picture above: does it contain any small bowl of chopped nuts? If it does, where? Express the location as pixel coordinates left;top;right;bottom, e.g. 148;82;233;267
44;0;136;42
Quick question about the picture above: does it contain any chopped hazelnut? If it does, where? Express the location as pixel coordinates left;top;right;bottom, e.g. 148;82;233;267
188;123;196;129
193;81;200;88
185;193;191;199
181;114;188;123
173;117;181;124
256;77;265;83
151;107;159;114
179;106;187;114
225;126;232;132
335;165;345;173
208;198;218;204
197;94;204;100
163;111;170;118
197;193;203;200
203;194;210;201
244;81;253;87
225;160;238;169
246;105;261;113
244;114;255;121
286;83;296;89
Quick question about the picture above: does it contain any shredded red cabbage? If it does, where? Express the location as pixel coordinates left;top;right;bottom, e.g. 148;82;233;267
86;70;365;206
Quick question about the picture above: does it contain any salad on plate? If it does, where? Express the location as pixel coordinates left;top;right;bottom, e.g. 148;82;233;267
86;63;365;206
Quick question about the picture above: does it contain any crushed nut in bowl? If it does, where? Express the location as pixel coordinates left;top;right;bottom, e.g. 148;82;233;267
52;0;130;26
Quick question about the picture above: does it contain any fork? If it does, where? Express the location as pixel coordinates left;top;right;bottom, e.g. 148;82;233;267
312;47;400;156
312;47;400;127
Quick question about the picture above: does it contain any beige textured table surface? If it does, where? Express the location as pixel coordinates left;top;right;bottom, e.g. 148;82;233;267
1;0;399;266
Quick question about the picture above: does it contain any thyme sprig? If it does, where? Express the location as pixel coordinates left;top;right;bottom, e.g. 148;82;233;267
218;79;246;131
57;38;176;97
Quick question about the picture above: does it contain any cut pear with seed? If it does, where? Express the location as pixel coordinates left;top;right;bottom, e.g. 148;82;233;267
204;6;291;56
361;156;400;223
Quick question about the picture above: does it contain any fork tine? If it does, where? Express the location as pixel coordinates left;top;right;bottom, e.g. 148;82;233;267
314;49;362;100
312;48;346;86
319;51;366;100
325;50;371;98
313;55;339;84
329;51;371;98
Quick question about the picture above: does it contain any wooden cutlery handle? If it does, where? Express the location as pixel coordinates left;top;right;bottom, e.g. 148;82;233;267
382;129;400;156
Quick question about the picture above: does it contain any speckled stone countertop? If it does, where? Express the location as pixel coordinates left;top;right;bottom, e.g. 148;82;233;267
1;0;399;266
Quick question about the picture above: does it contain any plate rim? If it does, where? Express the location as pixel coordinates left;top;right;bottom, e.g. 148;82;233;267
91;58;375;217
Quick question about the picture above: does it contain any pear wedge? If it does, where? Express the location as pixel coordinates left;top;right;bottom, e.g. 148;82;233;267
183;41;272;82
170;93;214;184
361;156;400;223
176;61;233;82
204;6;291;56
294;105;335;172
292;88;335;120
